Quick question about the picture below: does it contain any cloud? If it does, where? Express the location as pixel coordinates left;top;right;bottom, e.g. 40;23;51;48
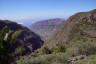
17;22;24;25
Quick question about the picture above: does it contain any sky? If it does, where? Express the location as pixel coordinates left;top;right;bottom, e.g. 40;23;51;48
0;0;96;26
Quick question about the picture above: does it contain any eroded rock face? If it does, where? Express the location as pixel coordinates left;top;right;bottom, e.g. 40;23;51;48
0;20;44;56
68;10;96;24
30;18;64;40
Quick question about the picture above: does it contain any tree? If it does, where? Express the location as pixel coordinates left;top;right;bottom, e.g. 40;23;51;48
0;26;22;64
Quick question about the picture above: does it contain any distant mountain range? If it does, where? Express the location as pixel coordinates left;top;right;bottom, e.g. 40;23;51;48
30;18;65;40
1;9;96;64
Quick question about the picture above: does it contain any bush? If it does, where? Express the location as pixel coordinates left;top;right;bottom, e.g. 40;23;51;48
75;61;96;64
16;53;68;64
42;46;51;54
64;47;79;57
0;26;22;64
52;43;66;53
78;42;96;55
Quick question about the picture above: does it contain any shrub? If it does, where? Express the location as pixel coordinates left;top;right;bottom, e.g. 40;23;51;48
42;46;51;54
52;43;66;53
64;47;79;57
30;53;38;57
75;61;96;64
78;42;96;55
0;26;22;64
16;53;68;64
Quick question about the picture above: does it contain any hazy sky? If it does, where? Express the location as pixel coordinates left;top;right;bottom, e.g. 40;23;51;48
0;0;96;26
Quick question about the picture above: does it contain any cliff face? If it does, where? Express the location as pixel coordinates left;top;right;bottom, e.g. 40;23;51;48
30;18;64;40
0;20;44;56
46;9;96;48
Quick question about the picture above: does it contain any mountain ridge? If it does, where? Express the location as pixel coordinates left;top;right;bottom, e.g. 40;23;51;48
0;19;44;56
45;9;96;48
30;18;65;40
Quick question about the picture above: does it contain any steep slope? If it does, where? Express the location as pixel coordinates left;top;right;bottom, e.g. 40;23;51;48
46;9;96;49
16;9;96;64
0;20;44;56
30;18;64;40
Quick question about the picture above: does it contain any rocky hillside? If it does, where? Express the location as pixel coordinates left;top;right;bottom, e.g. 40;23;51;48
0;20;44;56
30;18;64;40
16;9;96;64
46;9;96;49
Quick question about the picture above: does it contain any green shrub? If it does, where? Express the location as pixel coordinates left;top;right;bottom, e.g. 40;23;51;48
64;47;79;57
14;47;25;56
78;42;96;55
16;53;68;64
42;46;51;54
30;53;38;57
0;26;22;64
75;61;96;64
52;43;66;53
